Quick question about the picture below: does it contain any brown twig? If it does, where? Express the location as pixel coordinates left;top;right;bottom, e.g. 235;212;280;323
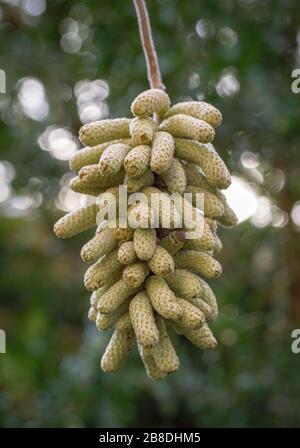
133;0;164;90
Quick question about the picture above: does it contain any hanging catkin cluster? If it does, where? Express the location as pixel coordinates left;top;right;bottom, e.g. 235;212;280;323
54;89;237;380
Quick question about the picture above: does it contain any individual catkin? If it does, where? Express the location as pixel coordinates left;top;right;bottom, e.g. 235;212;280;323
122;262;150;288
99;143;131;176
145;276;182;320
160;114;215;144
165;101;222;128
69;139;131;172
130;291;159;348
138;343;167;380
80;227;117;263
125;169;154;193
100;321;135;373
79;118;131;146
175;139;231;189
150;317;180;374
124;144;151;178
160;230;185;255
131;89;171;117
174;250;222;279
84;249;122;291
118;241;137;265
134;228;156;260
78;164;125;188
164;269;203;299
54;203;98;239
129;117;157;145
175;298;205;329
97;279;139;314
115;312;133;333
185;185;225;219
150;131;174;174
216;191;238;227
70;177;105;196
199;279;219;321
96;299;130;331
148;245;175;276
160;159;187;194
183;220;215;251
174;322;217;350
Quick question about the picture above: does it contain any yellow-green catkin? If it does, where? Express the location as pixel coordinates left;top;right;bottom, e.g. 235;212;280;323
150;131;174;174
150;317;180;374
175;298;205;329
175;322;217;350
138;343;167;380
160;158;187;194
134;228;156;261
160;230;185;255
118;241;137;265
175;139;231;189
145;276;182;320
70;179;105;197
174;250;222;279
164;269;202;298
122;262;150;288
78;164;125;188
54;203;98;239
131;89;171;117
79;118;131;146
148;245;175;276
185;185;225;219
80;227;117;263
165;101;222;128
160;114;215;144
130;290;159;348
99;143;131;176
100;321;135;373
124;144;151;178
84;249;122;291
69;139;130;172
129;117;157;145
97;279;139;314
96;299;130;331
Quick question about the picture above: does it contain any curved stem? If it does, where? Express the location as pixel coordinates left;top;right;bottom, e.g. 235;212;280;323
133;0;164;90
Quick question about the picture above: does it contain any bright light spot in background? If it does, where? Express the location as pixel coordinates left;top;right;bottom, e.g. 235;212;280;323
0;184;11;203
240;151;260;169
38;126;79;161
271;206;289;228
188;73;200;89
22;0;46;17
195;19;215;38
291;201;300;226
74;79;110;123
217;27;238;47
0;161;15;204
223;176;257;223
216;72;240;97
0;161;15;183
17;77;49;121
60;32;82;54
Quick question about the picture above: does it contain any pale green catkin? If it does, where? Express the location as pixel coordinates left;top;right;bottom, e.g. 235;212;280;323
79;118;131;146
54;203;98;239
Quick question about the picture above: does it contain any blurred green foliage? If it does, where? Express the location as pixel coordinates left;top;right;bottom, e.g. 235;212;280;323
0;0;300;428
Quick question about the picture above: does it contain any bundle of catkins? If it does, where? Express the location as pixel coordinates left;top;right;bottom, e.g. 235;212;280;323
54;88;237;380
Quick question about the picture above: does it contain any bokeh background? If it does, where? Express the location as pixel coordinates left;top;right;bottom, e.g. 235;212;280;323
0;0;300;428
